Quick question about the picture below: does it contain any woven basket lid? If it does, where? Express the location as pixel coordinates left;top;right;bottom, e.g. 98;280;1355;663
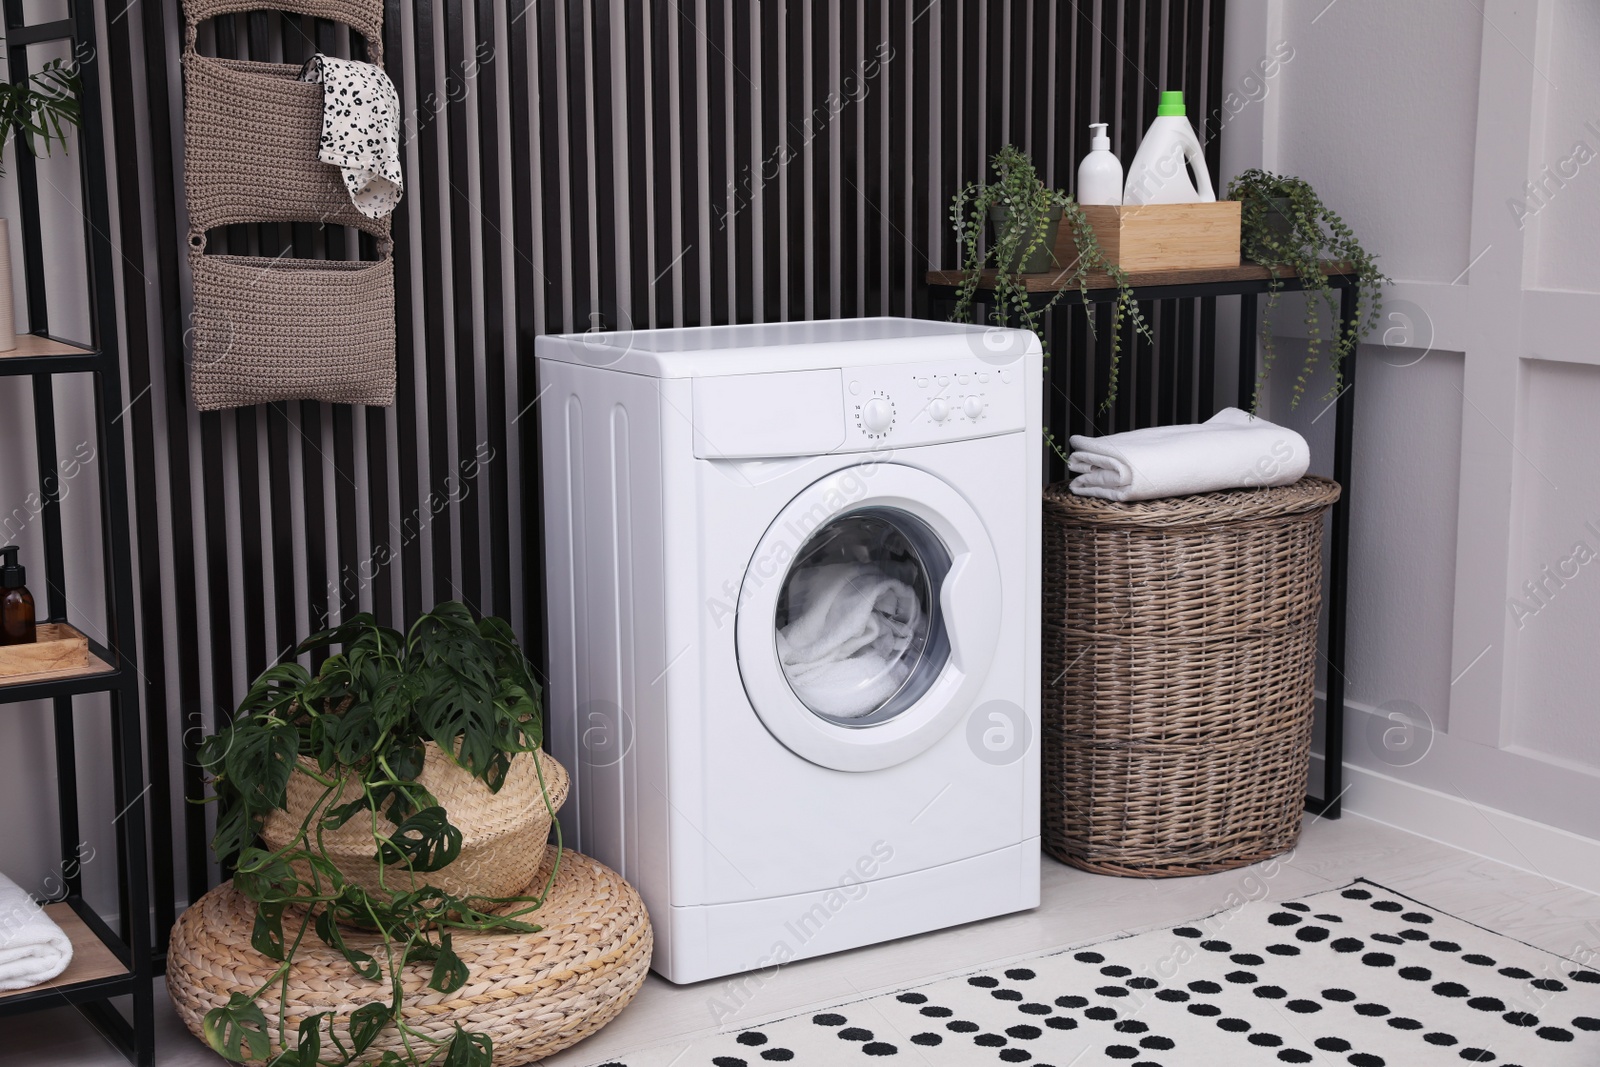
1043;474;1340;528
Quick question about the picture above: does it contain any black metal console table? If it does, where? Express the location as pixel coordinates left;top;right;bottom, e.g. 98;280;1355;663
924;262;1360;819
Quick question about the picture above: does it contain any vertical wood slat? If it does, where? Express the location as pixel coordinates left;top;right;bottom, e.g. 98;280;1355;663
411;1;454;608
444;0;481;608
120;0;1224;898
730;0;754;324
759;4;783;324
673;1;701;326
623;0;653;330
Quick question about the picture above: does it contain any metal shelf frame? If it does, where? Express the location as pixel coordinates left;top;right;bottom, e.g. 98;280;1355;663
925;265;1360;820
0;2;155;1063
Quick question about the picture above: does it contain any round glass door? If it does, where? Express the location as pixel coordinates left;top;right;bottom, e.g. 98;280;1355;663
773;507;952;726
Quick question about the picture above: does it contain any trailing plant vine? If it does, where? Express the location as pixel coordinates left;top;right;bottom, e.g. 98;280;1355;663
1226;168;1389;409
197;603;559;1067
947;144;1152;421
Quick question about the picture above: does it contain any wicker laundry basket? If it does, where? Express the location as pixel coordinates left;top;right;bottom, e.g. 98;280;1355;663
1041;475;1341;877
167;850;651;1065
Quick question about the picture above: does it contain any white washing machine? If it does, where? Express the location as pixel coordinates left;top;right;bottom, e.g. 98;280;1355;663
536;317;1041;984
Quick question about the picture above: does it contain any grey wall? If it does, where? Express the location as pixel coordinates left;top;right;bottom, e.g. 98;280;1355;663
1224;0;1600;889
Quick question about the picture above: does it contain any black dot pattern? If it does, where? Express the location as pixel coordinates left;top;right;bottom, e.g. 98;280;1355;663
663;882;1600;1067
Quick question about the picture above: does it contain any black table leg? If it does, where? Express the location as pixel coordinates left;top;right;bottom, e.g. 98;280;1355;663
1309;281;1359;819
1237;292;1258;412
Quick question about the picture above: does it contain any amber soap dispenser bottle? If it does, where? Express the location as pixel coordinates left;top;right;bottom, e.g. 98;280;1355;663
1;544;37;645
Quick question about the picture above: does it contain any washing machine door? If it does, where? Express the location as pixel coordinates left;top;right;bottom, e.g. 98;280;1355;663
735;463;1002;771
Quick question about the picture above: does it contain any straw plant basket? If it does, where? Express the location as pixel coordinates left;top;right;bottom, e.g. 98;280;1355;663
1041;475;1341;877
260;746;569;904
168;849;651;1065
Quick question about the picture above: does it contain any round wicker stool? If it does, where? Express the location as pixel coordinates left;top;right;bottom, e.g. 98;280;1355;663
1041;476;1341;877
167;850;651;1065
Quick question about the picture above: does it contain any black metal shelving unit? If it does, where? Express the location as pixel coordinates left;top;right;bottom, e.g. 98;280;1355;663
0;3;154;1064
925;263;1360;820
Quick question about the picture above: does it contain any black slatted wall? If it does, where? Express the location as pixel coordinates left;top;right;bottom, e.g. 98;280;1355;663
102;0;1226;926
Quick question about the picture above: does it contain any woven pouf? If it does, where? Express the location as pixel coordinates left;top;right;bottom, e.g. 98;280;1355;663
1041;475;1341;877
167;850;651;1065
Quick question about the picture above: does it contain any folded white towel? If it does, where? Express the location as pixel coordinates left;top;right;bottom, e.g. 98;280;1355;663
0;873;72;992
1067;407;1310;502
777;563;921;719
301;54;403;219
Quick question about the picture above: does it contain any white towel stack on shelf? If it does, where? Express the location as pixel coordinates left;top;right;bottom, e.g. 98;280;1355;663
0;873;72;992
1067;407;1310;502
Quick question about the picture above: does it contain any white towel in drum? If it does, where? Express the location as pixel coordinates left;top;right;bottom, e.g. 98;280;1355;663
1067;407;1310;502
777;563;921;719
301;54;403;219
0;872;72;992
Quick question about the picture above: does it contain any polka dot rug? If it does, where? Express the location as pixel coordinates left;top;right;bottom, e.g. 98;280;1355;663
584;880;1600;1066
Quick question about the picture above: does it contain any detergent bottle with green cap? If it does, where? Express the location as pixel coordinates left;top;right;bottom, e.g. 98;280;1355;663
1123;90;1216;205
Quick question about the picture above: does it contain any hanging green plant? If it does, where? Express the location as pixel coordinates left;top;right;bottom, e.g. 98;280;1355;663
0;49;79;175
947;144;1152;418
1226;168;1389;409
196;603;559;1067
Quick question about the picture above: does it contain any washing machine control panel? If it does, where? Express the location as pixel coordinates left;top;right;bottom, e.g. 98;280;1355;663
844;359;1026;447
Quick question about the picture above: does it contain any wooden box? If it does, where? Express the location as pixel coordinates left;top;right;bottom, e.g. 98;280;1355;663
1067;201;1241;272
0;622;91;681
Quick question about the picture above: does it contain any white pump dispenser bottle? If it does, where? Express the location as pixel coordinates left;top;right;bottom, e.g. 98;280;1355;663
1076;122;1123;206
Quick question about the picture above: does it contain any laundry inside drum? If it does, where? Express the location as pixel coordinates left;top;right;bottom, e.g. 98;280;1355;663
773;506;952;726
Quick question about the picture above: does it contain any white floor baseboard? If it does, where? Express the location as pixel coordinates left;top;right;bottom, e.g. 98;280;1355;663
1311;752;1600;895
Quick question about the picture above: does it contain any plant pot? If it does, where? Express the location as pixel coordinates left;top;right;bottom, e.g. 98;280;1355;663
1262;196;1297;239
988;203;1063;273
260;745;569;904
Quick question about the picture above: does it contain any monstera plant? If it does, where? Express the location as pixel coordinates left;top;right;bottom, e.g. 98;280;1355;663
197;603;561;1067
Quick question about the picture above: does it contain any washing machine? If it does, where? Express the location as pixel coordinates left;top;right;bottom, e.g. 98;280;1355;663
536;317;1042;984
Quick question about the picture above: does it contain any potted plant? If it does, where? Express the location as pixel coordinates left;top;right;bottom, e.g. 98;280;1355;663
948;144;1151;418
0;48;80;351
196;603;563;1067
1225;168;1389;409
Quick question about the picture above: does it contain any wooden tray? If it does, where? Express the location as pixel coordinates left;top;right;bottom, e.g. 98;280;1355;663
0;622;92;681
1070;201;1241;271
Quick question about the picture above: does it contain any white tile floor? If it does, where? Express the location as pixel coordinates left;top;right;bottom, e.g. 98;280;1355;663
8;813;1600;1067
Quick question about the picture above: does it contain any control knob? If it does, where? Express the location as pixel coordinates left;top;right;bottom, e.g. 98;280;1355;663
927;398;950;423
964;395;985;420
861;397;894;434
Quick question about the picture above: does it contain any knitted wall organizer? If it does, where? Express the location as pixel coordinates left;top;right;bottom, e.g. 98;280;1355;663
181;0;396;411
